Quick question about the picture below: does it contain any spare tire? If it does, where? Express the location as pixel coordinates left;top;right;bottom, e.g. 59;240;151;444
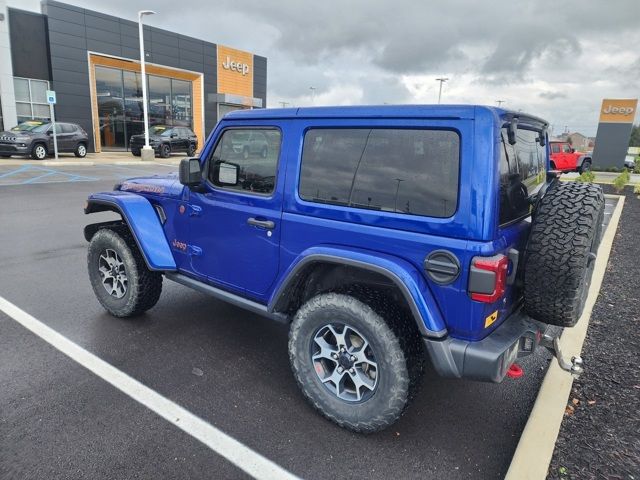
523;181;605;327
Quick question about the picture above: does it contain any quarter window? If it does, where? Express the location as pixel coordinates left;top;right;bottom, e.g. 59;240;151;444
499;127;546;225
299;128;460;217
207;128;281;195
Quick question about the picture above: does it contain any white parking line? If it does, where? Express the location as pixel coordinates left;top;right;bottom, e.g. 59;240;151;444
0;296;300;480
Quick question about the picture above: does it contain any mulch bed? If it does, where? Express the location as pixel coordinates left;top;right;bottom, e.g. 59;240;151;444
548;185;640;479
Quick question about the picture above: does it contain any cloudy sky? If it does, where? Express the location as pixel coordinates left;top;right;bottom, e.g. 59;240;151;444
16;0;640;136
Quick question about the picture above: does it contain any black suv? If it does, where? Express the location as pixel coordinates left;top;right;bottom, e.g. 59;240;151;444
0;121;89;160
129;125;198;158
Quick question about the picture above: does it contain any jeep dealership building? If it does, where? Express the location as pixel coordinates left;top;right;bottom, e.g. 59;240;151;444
0;0;267;152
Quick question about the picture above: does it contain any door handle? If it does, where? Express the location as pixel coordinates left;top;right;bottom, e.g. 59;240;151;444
247;217;275;229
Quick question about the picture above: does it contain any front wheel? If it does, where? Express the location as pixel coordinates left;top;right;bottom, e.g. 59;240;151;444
289;293;417;433
31;143;47;160
578;160;592;174
187;143;196;156
87;226;162;317
160;143;171;158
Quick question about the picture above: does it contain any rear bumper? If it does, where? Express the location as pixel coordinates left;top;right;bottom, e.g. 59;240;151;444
424;310;545;382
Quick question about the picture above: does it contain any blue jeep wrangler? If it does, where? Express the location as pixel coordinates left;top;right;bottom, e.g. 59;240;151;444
85;105;604;432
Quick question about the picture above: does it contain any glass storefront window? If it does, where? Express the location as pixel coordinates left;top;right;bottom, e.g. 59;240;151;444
14;78;30;102
95;66;126;149
94;66;194;150
147;75;171;127
123;71;145;141
171;79;191;128
13;77;51;124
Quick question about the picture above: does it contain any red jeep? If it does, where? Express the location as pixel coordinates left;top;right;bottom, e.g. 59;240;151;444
549;141;592;173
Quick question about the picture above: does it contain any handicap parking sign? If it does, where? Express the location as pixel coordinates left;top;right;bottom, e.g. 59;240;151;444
46;90;56;105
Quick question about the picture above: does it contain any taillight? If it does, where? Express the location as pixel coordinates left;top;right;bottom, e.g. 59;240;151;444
468;254;509;303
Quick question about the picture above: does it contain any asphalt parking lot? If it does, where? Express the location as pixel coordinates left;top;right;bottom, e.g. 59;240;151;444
0;164;615;479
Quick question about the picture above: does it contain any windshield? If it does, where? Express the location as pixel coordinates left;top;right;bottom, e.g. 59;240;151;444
149;125;170;136
11;121;49;132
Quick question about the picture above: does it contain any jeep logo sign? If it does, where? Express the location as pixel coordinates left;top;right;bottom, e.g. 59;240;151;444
599;99;638;124
602;105;634;116
222;56;250;76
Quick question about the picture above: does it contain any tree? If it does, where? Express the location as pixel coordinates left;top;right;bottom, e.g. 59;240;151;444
630;124;640;147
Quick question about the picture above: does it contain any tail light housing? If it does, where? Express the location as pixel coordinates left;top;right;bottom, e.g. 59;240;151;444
468;254;509;303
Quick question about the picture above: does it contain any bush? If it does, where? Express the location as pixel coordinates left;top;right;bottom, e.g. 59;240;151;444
613;169;630;193
634;157;640;174
575;171;596;183
634;183;640;196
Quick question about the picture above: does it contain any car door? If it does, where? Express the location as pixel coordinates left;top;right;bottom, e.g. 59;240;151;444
186;125;285;300
179;128;190;151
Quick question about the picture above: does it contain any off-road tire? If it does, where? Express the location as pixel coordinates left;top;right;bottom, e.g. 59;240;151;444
289;292;421;433
31;143;47;160
523;181;605;327
87;225;162;317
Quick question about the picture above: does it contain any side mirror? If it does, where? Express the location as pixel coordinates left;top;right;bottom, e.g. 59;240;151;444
212;161;239;186
179;157;202;187
507;118;518;145
47;130;53;135
171;133;178;138
571;148;575;153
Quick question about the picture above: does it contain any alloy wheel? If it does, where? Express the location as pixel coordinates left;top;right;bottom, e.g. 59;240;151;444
311;323;378;402
98;248;128;299
35;145;46;159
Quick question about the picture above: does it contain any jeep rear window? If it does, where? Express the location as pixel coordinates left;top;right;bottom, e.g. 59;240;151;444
499;127;546;225
299;128;460;217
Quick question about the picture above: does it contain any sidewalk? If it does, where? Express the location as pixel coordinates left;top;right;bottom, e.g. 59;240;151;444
0;151;183;167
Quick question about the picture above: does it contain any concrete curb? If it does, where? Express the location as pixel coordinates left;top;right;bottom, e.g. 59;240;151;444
505;193;625;480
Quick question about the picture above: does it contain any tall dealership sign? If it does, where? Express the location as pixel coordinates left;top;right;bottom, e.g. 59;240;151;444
592;99;638;168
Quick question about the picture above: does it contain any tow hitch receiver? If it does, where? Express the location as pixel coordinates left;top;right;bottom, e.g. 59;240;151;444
540;334;584;378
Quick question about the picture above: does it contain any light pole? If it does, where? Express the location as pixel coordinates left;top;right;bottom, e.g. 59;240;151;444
309;86;316;104
138;10;155;161
435;77;448;104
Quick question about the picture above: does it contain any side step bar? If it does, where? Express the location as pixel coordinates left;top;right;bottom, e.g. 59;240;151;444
165;273;289;324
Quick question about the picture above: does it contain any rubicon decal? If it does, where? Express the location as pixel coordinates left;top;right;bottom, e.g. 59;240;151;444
121;182;165;194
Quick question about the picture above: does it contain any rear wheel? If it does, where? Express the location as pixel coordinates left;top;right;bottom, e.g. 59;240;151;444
578;159;592;174
74;143;87;158
31;143;47;160
87;226;162;317
131;149;141;157
523;182;605;327
289;292;420;433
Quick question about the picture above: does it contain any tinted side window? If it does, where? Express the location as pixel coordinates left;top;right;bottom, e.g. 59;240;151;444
499;128;546;225
208;128;281;195
61;124;75;133
299;128;460;217
551;144;560;153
